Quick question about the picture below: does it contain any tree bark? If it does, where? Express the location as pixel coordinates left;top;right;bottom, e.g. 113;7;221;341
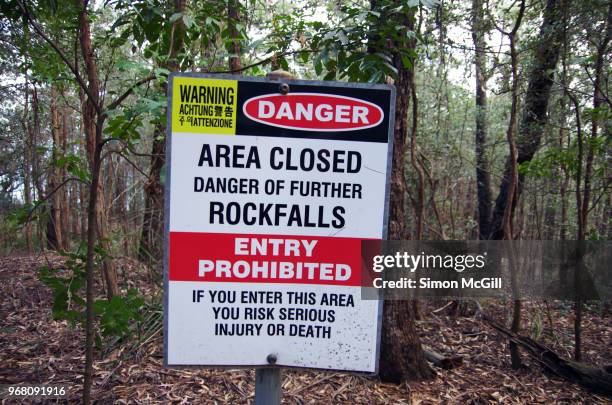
114;158;130;255
581;2;611;240
77;0;120;298
228;0;242;73
46;85;64;251
558;15;569;243
82;121;104;405
572;4;610;361
500;0;526;370
409;77;425;240
471;0;492;239
21;77;33;252
375;0;434;383
60;98;70;246
138;130;166;263
31;86;44;203
74;1;103;401
489;0;568;240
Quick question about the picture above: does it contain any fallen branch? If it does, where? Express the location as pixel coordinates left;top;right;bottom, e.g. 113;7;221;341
422;346;463;370
480;310;612;397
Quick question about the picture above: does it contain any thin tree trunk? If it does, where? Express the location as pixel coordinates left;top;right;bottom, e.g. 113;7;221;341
574;3;610;362
566;90;583;362
558;12;569;243
409;74;425;240
228;0;242;73
138;133;165;264
77;2;120;298
82;121;104;405
20;12;34;252
582;2;611;239
71;180;81;236
489;0;568;240
408;61;425;319
47;85;64;251
60;99;70;247
501;0;526;370
21;78;33;253
31;86;44;205
114;159;130;255
471;0;492;239
78;116;88;240
139;0;186;265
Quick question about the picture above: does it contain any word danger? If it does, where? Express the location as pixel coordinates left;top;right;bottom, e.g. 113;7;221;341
243;93;384;131
197;144;361;173
197;237;353;282
256;100;368;123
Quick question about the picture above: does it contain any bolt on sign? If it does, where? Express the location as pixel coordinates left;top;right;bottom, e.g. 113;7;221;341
164;74;395;372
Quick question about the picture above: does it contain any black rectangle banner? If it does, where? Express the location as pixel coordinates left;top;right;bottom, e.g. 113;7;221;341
236;81;392;143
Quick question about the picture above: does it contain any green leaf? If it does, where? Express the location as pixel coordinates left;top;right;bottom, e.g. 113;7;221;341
401;55;412;69
182;15;194;29
169;12;183;23
116;58;141;72
368;70;383;83
154;67;171;77
314;58;323;76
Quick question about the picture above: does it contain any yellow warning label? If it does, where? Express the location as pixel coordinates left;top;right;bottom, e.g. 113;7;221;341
172;76;237;135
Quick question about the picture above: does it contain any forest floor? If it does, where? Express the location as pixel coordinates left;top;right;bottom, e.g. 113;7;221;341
1;253;610;404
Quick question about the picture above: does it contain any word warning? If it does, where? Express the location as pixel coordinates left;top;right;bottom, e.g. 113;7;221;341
164;74;394;372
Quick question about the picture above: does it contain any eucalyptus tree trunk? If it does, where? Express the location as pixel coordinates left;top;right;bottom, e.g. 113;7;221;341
574;1;611;361
499;0;526;370
371;0;434;383
46;85;64;250
581;1;611;240
489;0;569;240
76;0;120;299
228;0;242;73
60;100;70;246
31;86;45;220
113;158;130;255
471;0;492;239
75;2;104;401
22;79;33;252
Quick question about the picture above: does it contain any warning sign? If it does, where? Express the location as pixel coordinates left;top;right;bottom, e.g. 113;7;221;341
164;74;394;372
172;76;238;134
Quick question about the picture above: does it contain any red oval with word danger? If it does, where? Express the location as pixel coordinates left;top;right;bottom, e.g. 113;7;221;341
242;93;384;132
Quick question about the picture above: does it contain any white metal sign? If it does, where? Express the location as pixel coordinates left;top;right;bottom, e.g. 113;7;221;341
164;74;394;372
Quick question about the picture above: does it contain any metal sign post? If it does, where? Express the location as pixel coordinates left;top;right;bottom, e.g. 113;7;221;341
255;353;281;404
255;368;281;405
